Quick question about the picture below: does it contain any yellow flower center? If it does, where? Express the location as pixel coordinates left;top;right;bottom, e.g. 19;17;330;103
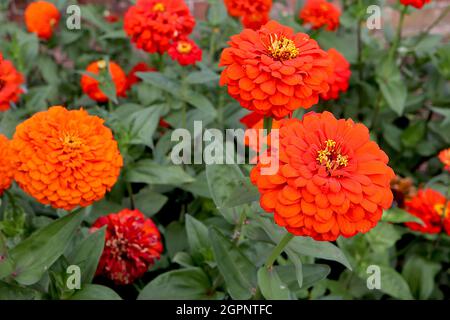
153;3;165;12
62;133;83;149
267;34;299;61
177;41;192;54
97;60;107;69
316;139;348;171
434;203;449;218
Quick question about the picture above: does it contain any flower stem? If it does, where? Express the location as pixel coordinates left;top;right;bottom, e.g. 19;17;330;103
126;182;135;210
263;117;273;135
390;5;408;60
265;233;294;269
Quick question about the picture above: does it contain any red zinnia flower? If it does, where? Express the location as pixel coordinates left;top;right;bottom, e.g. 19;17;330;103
299;0;340;31
405;189;449;235
224;0;272;30
81;60;127;103
220;20;331;119
126;62;156;90
91;209;163;285
124;0;195;54
0;53;24;111
24;1;60;40
168;38;202;66
438;148;450;172
321;48;351;101
400;0;431;9
250;111;395;241
0;134;14;196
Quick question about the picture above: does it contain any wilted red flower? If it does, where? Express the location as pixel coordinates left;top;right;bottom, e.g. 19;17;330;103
0;53;24;111
104;10;120;23
81;60;127;103
400;0;431;9
438;148;450;172
390;175;417;208
220;20;331;119
11;106;123;210
124;0;195;54
250;111;395;241
405;189;449;235
0;135;14;196
321;48;351;101
91;209;163;285
299;0;340;31
224;0;272;30
24;1;60;40
168;38;202;66
126;62;156;90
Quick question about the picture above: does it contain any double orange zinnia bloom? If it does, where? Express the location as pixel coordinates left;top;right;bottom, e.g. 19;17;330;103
405;189;450;235
220;20;331;119
321;48;351;101
24;1;60;40
0;135;14;196
81;60;128;103
11;106;123;210
124;0;195;54
299;0;341;31
224;0;272;30
0;53;24;111
250;112;395;241
438;148;450;172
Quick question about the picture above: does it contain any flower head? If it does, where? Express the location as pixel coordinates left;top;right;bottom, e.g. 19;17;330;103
168;38;202;66
405;189;449;235
11;106;123;210
321;48;351;101
299;0;340;31
220;20;331;119
91;209;163;285
24;1;60;40
81;60;127;103
250;111;395;241
224;0;272;30
124;0;195;54
438;148;450;172
0;53;24;111
126;62;156;90
0;135;14;196
400;0;431;9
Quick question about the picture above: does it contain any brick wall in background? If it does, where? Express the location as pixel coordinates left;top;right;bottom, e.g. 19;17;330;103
6;0;450;38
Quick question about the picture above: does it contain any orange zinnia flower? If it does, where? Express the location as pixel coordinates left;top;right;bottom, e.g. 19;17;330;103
219;20;331;119
224;0;272;30
400;0;431;9
168;38;202;66
250;111;395;241
91;209;163;285
438;148;450;172
299;0;340;31
405;189;449;235
11;106;123;210
321;48;351;101
124;0;195;54
0;135;14;196
0;53;24;111
81;60;127;103
24;1;60;40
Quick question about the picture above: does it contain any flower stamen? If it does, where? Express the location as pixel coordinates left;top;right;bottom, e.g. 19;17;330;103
316;139;348;172
153;3;165;12
177;41;192;54
267;34;299;61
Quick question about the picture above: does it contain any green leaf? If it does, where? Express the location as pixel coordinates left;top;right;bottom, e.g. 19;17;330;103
377;265;413;300
70;284;122;300
133;188;168;216
222;178;260;208
67;228;105;284
402;255;440;300
38;56;59;84
0;281;42;299
206;162;244;223
382;207;424;225
185;215;212;263
138;268;217;300
9;211;84;285
401;121;426;148
207;0;228;25
209;227;257;299
185;70;220;85
257;216;352;270
257;267;292;300
0;232;13;280
376;58;407;115
365;222;401;253
277;264;330;290
165;221;188;259
127;105;165;148
285;249;303;288
126;160;195;185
